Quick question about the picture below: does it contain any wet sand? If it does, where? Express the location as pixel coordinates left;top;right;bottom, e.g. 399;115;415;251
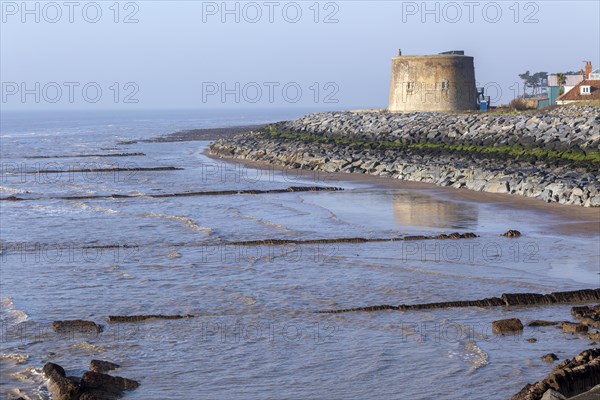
205;150;600;236
120;124;267;144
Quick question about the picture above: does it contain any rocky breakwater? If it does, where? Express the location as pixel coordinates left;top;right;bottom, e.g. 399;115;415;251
209;105;600;206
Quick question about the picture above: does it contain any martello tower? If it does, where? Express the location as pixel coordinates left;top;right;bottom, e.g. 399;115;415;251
388;50;478;112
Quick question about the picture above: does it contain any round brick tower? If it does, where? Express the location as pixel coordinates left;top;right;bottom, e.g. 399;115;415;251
388;50;478;112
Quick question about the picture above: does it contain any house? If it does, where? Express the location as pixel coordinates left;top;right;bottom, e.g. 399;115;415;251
556;79;600;104
547;73;583;105
556;64;600;104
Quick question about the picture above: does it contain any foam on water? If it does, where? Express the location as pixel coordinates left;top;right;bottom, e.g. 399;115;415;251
0;297;29;325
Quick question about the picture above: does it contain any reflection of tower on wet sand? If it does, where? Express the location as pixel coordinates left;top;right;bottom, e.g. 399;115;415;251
392;192;478;229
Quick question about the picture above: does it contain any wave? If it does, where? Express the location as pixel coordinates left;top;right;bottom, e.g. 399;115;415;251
463;341;489;372
133;212;213;234
0;186;30;195
0;353;29;364
0;297;28;325
71;202;212;234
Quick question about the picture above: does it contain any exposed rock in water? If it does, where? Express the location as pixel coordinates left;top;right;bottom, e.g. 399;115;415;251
42;361;139;400
561;322;590;334
81;371;140;396
541;353;559;362
52;320;103;334
511;348;600;400
43;362;82;400
492;318;524;334
503;230;522;237
108;314;195;323
572;305;600;329
89;360;120;373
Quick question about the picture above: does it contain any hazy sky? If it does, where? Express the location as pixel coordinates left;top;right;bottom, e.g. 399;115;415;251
1;0;599;110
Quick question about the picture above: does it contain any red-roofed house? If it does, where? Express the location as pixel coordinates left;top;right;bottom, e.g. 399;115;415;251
556;78;600;104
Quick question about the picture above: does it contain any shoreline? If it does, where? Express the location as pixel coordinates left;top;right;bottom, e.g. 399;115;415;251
209;105;600;208
205;149;600;236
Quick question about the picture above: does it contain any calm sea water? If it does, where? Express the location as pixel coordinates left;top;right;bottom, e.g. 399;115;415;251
1;109;599;400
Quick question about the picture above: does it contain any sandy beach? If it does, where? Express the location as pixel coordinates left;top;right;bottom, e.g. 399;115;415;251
205;149;600;236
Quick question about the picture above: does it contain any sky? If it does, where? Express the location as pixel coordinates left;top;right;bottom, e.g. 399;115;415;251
1;0;599;111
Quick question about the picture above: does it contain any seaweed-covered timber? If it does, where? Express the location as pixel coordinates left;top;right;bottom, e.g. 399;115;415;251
317;288;600;313
0;186;343;201
108;314;195;323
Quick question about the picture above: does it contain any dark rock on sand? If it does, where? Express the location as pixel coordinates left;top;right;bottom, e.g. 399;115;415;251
89;360;120;373
52;320;103;334
511;348;600;400
492;318;524;334
541;353;559;362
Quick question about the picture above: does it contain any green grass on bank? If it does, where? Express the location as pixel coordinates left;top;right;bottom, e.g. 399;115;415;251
264;126;600;165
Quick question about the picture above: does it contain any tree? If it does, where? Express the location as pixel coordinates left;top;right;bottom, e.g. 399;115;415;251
556;72;567;95
518;71;548;97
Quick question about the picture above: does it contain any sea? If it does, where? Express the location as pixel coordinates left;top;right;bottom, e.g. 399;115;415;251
1;108;599;399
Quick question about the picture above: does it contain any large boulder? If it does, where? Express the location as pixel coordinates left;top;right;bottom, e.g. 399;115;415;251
492;318;524;334
42;362;82;400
